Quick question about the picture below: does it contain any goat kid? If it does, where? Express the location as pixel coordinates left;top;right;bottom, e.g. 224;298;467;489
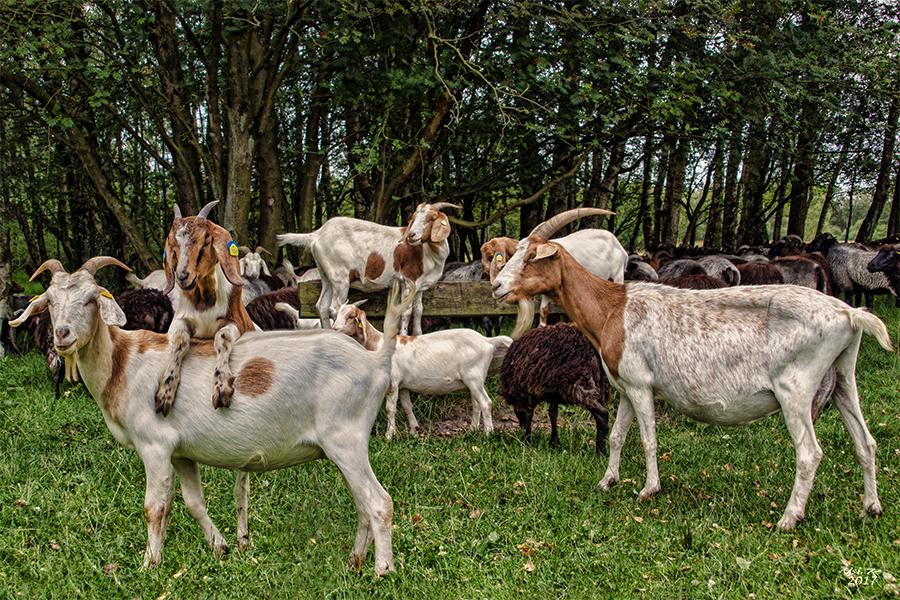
277;202;460;335
331;299;511;438
11;258;414;575
158;201;257;415
492;208;892;531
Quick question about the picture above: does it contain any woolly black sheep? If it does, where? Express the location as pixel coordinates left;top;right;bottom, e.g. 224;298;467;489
808;233;896;307
499;323;610;455
736;262;785;286
245;286;301;330
115;288;173;333
866;244;900;303
656;274;728;290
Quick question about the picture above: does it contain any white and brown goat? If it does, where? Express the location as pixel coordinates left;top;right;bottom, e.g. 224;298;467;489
331;299;511;438
157;201;257;415
492;208;892;531
277;202;460;335
480;218;627;326
11;258;413;575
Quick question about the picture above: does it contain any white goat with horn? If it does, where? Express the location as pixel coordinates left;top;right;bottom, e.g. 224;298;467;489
491;208;892;531
11;257;413;575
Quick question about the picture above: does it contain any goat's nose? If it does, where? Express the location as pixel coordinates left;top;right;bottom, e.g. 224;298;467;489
55;326;71;341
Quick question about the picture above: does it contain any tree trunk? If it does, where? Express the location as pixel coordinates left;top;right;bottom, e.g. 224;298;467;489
721;128;743;249
887;164;900;238
661;138;688;246
737;120;769;246
856;93;899;242
703;138;725;249
816;138;850;236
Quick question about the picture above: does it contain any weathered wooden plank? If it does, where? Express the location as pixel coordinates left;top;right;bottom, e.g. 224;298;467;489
294;281;558;318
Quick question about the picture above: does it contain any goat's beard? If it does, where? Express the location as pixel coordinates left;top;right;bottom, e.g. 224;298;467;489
64;353;80;382
510;299;534;340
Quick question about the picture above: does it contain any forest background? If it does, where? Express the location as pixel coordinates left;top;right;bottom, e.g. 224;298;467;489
1;0;899;290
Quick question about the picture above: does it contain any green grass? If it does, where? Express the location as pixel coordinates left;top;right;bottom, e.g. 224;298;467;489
2;298;899;599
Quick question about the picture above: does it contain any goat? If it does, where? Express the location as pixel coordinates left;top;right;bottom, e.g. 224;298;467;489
11;257;413;575
277;202;460;335
126;269;168;291
499;322;610;455
481;219;624;326
239;246;273;277
331;299;511;438
157;201;257;416
491;208;892;531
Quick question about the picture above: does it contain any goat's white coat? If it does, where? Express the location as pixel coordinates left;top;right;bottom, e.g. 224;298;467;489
492;231;891;530
332;302;511;438
277;203;455;335
12;268;406;575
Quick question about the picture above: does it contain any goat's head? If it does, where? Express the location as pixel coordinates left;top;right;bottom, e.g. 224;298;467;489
480;237;519;283
163;201;243;294
867;244;900;274
239;246;272;277
331;299;369;346
404;203;461;246
10;257;129;356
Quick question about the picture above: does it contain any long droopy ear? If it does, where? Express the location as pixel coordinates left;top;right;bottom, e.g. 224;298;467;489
9;294;48;327
97;289;127;327
162;229;179;295
211;226;244;287
533;242;559;262
430;211;452;243
356;313;368;348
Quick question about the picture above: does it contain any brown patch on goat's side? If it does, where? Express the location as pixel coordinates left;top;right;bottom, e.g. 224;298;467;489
103;328;132;423
398;336;417;345
189;339;217;358
227;287;257;335
365;253;386;280
135;330;169;354
234;357;275;397
349;269;361;284
393;243;424;281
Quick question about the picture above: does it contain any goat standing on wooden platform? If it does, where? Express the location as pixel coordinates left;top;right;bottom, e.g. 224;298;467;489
157;201;257;415
492;208;892;531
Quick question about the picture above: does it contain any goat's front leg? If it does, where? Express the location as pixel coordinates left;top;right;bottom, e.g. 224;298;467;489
141;449;176;568
155;320;191;416
171;458;229;556
401;289;424;336
234;471;251;549
384;388;400;440
212;323;239;409
397;389;420;435
599;393;635;491
628;388;661;500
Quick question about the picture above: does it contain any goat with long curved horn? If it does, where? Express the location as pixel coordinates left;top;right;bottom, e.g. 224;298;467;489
529;207;614;241
29;259;67;281
80;256;131;276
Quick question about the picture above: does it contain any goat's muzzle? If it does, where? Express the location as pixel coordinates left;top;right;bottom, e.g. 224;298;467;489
54;326;77;354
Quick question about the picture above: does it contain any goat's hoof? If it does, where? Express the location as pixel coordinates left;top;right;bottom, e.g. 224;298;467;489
154;397;173;417
237;534;251;550
599;477;617;491
863;501;883;519
347;554;365;573
214;539;230;556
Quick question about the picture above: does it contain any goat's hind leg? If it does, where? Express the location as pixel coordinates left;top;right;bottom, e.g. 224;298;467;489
155;320;191;416
171;458;229;556
141;449;177;567
831;353;882;519
235;471;251;549
212;324;239;409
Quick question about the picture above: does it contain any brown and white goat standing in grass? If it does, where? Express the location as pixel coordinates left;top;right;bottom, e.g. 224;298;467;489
11;258;413;575
157;201;257;415
491;208;892;531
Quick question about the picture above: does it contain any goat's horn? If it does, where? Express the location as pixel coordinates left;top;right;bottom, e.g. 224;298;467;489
79;256;131;276
256;246;273;256
30;259;67;281
238;246;252;256
431;202;462;211
173;204;183;220
197;200;219;220
529;207;615;240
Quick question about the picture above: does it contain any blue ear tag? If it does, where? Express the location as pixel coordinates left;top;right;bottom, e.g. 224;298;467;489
163;249;167;263
496;253;503;261
228;241;239;257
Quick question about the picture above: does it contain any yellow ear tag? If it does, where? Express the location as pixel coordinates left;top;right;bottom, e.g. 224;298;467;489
441;219;447;226
29;295;39;303
101;291;113;299
358;322;363;328
496;253;503;261
228;241;239;256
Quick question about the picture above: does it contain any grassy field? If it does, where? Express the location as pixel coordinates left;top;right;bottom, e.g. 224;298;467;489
1;298;899;599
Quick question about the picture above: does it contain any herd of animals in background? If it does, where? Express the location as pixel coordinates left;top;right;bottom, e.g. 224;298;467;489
2;201;899;573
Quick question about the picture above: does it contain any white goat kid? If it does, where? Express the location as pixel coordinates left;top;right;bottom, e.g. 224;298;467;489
481;217;626;326
332;300;511;438
277;202;460;335
492;208;892;531
11;258;413;575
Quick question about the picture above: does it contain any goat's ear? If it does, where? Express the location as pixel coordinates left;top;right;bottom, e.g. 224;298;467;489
211;230;244;287
430;212;452;243
356;315;368;347
9;294;49;327
162;236;177;294
97;289;127;327
533;243;559;262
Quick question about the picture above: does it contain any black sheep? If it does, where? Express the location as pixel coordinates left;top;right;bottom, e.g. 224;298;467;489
116;288;173;333
736;262;785;286
245;286;301;330
500;323;610;455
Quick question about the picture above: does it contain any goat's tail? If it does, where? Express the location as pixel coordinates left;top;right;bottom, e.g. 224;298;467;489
848;308;893;351
276;232;314;249
377;278;417;361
